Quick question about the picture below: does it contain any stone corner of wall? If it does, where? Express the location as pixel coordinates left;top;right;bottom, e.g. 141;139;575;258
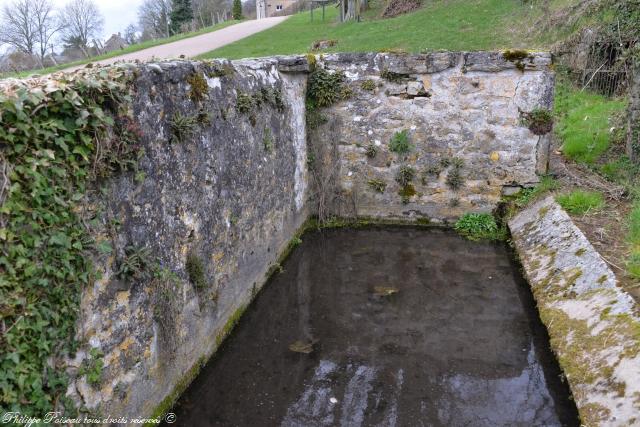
508;196;640;426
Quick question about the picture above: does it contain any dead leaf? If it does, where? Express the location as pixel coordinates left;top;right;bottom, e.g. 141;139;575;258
373;286;399;297
289;340;315;354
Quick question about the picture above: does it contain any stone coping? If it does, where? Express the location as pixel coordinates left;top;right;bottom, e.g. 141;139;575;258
509;196;640;426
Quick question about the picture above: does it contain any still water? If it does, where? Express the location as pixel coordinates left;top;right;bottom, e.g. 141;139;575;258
168;227;579;427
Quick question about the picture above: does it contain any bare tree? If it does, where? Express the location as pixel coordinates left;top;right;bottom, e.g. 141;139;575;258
123;24;138;45
59;0;104;57
32;0;63;64
138;0;172;40
0;0;38;57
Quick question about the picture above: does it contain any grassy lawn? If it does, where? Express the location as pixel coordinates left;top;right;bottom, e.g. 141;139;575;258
199;0;535;60
554;81;627;163
1;20;241;79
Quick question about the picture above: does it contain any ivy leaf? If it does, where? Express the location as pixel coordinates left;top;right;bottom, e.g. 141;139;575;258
96;240;112;254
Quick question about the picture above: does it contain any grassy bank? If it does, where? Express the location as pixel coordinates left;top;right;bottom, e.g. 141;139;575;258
553;79;639;282
199;0;534;60
1;20;240;79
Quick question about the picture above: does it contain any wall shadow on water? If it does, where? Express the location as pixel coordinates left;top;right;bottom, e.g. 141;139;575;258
167;226;579;427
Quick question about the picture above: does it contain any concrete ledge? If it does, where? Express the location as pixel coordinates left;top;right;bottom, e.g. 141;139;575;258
509;196;640;426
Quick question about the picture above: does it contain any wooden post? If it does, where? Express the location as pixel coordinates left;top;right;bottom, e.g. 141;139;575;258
627;59;640;162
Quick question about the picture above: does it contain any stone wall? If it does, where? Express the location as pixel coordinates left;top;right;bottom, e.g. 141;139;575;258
309;52;554;222
45;52;555;419
67;58;308;418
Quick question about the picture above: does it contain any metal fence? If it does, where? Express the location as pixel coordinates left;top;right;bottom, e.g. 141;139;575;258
579;39;633;97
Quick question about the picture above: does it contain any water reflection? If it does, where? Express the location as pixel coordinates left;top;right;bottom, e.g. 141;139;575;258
169;228;578;427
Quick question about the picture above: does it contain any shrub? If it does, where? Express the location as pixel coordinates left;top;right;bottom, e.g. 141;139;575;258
389;130;412;154
454;213;507;241
556;190;605;215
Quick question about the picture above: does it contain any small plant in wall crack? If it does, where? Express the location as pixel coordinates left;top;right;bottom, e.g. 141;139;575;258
186;252;208;289
365;144;378;158
445;157;465;190
521;108;554;135
361;79;377;91
263;127;274;152
307;68;348;108
170;112;198;143
389;130;412;155
368;178;387;193
79;348;104;387
395;165;416;187
116;246;153;281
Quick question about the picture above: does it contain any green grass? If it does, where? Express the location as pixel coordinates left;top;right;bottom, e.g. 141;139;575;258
1;20;241;79
199;0;535;60
512;176;560;208
454;213;507;241
554;81;627;164
627;202;640;279
556;190;605;215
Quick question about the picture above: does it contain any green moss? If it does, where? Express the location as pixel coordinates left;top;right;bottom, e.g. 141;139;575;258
236;92;255;113
502;49;531;62
597;274;608;284
186;252;207;289
215;305;247;346
575;248;587;256
380;68;405;82
187;72;209;103
306;53;317;71
205;62;235;78
502;49;533;72
399;184;416;204
147;355;207;425
521;108;554;135
537;303;640;422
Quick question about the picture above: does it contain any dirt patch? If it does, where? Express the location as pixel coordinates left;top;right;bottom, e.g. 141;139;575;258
381;0;422;18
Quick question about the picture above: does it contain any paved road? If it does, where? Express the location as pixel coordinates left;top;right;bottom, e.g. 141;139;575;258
64;17;288;72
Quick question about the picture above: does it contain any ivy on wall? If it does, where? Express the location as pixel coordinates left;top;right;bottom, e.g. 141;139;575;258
0;67;135;415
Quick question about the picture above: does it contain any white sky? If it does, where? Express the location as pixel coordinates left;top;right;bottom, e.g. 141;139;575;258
0;0;145;41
